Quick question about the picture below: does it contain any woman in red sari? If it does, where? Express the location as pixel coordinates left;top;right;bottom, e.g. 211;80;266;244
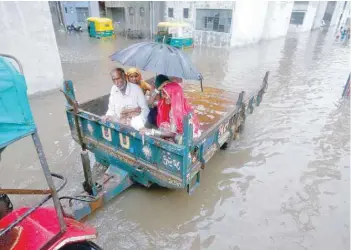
156;81;201;139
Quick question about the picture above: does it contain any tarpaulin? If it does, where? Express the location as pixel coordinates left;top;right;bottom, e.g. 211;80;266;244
0;57;36;149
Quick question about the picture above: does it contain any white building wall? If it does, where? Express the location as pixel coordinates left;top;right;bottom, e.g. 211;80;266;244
311;1;328;29
164;1;192;25
230;1;268;47
89;1;100;17
0;1;63;95
330;1;349;27
105;1;151;37
337;1;351;29
150;2;166;37
163;1;347;47
261;1;294;40
164;1;234;47
288;1;319;33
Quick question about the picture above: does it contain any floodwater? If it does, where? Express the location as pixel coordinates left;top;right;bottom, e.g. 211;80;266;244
0;28;350;250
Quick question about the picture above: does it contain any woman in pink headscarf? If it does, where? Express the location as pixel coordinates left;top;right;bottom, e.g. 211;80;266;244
156;81;200;138
140;80;201;143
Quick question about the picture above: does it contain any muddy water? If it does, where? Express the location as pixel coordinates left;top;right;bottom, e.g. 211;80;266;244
0;29;350;250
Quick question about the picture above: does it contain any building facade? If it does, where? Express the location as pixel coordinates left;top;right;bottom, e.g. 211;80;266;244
0;1;63;95
60;1;100;27
104;1;164;38
334;1;351;30
288;1;349;32
165;1;234;47
164;1;350;47
261;2;295;40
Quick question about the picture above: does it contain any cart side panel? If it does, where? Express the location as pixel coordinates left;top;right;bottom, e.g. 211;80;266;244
80;117;185;178
66;110;185;188
185;71;269;190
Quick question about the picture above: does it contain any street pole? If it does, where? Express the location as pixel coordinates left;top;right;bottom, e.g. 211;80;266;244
149;2;153;39
56;1;65;31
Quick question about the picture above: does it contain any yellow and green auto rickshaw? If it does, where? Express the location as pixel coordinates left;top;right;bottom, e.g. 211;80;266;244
155;22;194;48
87;17;115;39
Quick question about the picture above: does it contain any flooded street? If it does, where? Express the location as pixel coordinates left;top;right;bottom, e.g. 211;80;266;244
1;29;350;250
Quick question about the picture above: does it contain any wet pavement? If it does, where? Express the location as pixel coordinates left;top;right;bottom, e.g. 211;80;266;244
0;29;350;250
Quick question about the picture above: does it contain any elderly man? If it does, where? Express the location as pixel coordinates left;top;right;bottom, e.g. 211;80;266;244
103;68;149;131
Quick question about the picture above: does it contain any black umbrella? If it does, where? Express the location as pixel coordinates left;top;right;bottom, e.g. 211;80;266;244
110;42;203;90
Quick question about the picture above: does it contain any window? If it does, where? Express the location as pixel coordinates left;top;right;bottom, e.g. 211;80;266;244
168;8;174;18
140;7;145;17
183;8;189;18
195;9;232;33
290;1;309;25
76;7;89;22
129;7;134;16
290;11;305;25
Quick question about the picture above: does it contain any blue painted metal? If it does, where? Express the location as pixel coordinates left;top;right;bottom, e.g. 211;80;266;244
256;71;269;106
0;56;36;149
182;114;192;190
187;172;200;195
88;21;97;37
63;80;76;107
155;36;194;49
71;166;133;221
247;96;255;114
169;38;194;49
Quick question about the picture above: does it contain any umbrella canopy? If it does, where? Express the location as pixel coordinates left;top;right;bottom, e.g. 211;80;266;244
110;42;203;81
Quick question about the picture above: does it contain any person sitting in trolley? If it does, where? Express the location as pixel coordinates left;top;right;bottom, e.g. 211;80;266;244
141;74;201;143
102;68;149;131
126;67;153;95
146;74;169;127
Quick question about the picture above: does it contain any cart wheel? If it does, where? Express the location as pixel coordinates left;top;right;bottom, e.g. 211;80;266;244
59;241;103;250
0;194;13;220
220;142;228;150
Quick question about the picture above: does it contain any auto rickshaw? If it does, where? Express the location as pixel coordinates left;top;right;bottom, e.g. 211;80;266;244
155;22;194;48
87;17;115;39
0;54;102;250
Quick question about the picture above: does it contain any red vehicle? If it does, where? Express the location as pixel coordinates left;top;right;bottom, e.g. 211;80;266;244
0;54;102;250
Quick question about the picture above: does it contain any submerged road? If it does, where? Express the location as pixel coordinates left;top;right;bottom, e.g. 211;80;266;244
0;28;349;250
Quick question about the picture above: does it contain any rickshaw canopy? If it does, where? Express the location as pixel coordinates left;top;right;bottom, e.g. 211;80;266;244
157;22;193;38
157;22;192;28
0;56;36;149
87;17;114;32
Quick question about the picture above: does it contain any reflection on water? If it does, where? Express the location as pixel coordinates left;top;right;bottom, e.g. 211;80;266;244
0;29;349;250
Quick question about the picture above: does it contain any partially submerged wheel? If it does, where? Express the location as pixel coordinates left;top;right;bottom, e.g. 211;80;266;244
59;241;103;250
220;142;229;150
0;194;13;220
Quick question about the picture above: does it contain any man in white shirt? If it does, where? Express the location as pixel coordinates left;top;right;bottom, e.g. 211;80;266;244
103;68;149;131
